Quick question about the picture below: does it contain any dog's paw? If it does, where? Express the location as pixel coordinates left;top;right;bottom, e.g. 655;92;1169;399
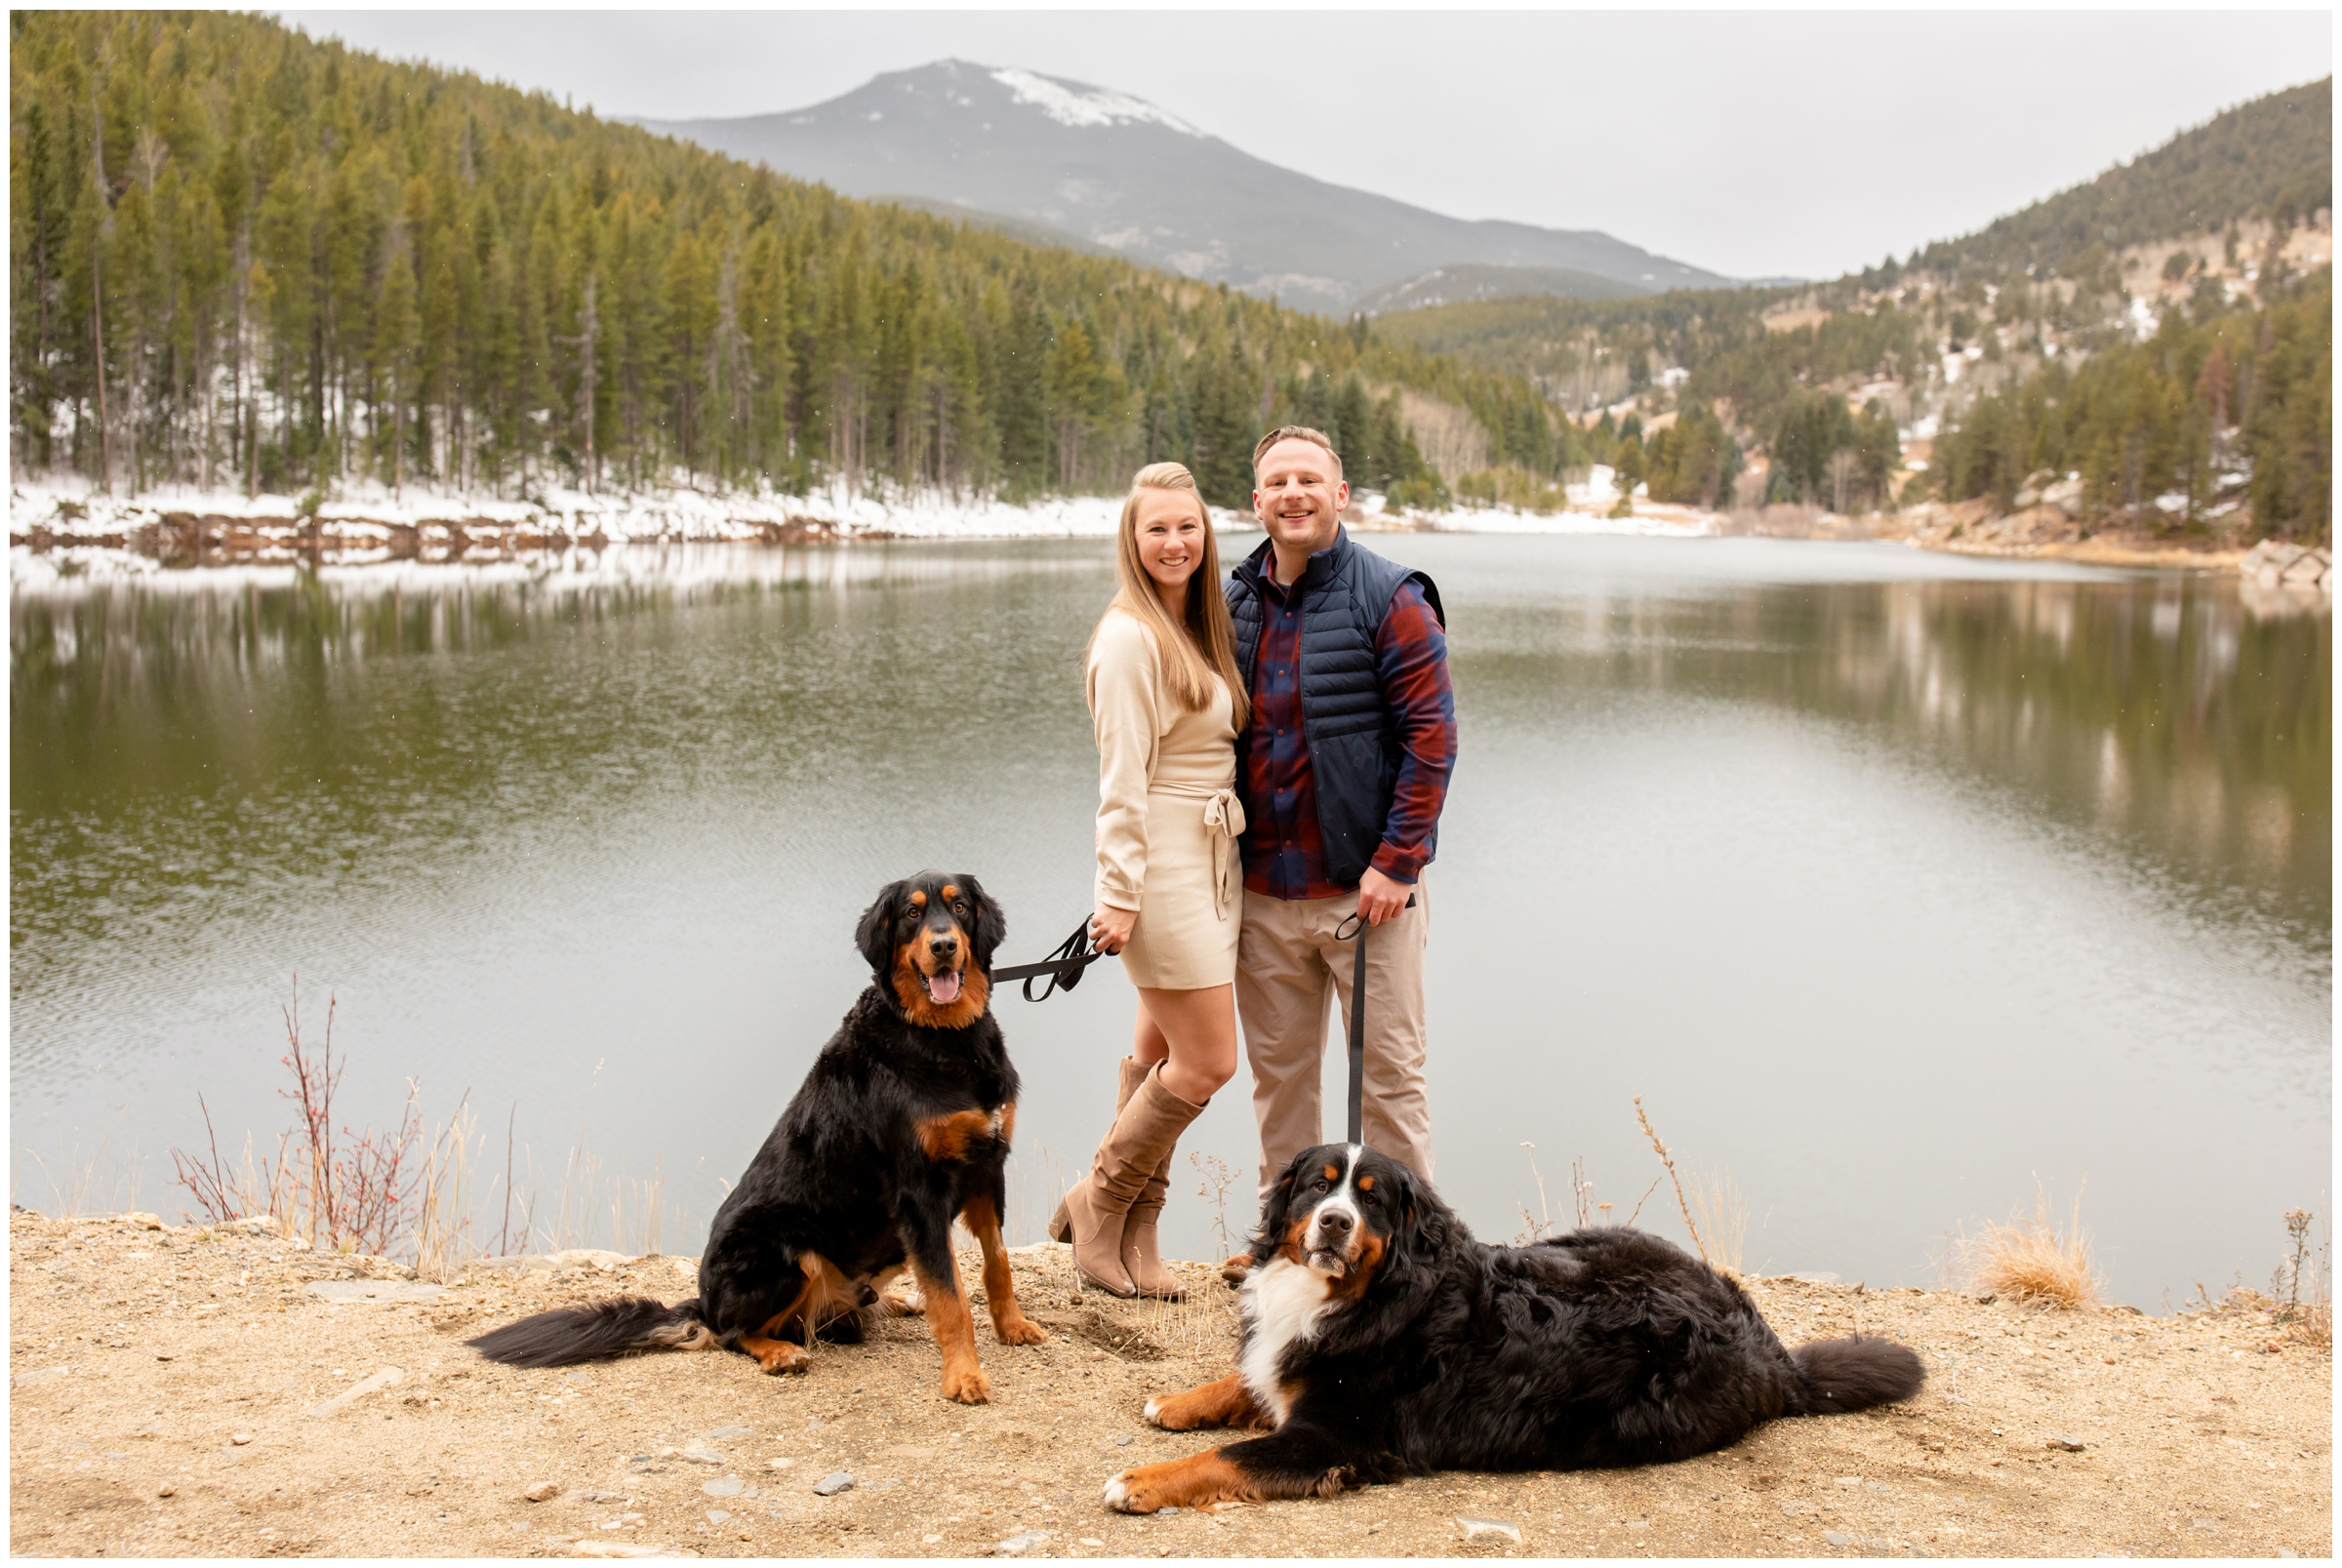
751;1343;810;1376
939;1363;992;1405
877;1289;925;1318
1102;1469;1149;1512
1142;1395;1170;1428
993;1314;1049;1347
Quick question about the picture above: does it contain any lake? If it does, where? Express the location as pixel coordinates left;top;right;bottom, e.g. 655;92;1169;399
10;534;2329;1309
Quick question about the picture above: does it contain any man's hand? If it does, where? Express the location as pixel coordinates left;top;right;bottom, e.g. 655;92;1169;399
1091;902;1138;954
1356;867;1412;927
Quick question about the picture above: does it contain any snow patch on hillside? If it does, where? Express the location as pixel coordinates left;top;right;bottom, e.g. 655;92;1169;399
989;68;1201;138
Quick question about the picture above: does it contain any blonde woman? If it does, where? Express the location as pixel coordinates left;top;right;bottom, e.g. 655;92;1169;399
1047;462;1249;1299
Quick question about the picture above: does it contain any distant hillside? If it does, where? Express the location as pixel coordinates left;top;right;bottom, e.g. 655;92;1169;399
1912;77;2332;279
1368;78;2331;542
11;13;1577;513
1354;263;1654;314
637;60;1742;312
869;194;1111;258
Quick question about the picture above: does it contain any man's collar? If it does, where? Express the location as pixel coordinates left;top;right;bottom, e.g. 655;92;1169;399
1257;526;1350;593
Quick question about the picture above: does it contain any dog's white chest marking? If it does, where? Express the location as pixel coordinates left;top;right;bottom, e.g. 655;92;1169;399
1239;1256;1333;1427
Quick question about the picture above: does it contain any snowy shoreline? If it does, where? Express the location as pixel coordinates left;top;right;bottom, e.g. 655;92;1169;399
9;469;1713;583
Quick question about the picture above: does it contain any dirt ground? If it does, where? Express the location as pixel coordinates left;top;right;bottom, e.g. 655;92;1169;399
9;1207;2330;1558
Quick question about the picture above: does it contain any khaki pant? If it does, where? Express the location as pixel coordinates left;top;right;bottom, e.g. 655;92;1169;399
1234;878;1433;1204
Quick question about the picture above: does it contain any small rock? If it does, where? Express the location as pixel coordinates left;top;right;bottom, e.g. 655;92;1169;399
991;1530;1049;1554
812;1471;854;1497
703;1477;745;1499
1457;1516;1522;1543
705;1509;731;1525
525;1482;560;1503
116;1212;164;1229
678;1444;726;1466
1825;1531;1852;1548
704;1424;753;1441
2045;1436;2085;1452
1115;1434;1134;1447
14;1365;70;1387
155;1352;175;1363
230;1432;255;1445
767;1459;794;1470
1158;1506;1180;1515
157;1484;176;1498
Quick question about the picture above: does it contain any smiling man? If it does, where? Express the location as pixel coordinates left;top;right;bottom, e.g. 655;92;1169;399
1221;426;1457;1264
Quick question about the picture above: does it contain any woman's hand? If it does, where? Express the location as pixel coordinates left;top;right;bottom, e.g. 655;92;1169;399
1090;902;1137;954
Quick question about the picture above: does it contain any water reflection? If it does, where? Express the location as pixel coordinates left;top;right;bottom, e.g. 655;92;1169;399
1434;561;2329;942
9;537;2329;1307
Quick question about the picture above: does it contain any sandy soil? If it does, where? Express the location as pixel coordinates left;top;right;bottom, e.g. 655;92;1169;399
9;1207;2329;1559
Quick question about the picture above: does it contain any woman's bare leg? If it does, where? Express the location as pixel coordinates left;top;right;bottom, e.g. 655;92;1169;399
1133;985;1237;1105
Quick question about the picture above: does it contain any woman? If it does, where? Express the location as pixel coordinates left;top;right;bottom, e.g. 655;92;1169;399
1047;462;1249;1299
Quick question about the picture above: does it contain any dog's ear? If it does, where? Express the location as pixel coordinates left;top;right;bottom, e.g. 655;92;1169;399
1375;1159;1444;1294
959;874;1007;971
855;881;906;977
1246;1150;1308;1262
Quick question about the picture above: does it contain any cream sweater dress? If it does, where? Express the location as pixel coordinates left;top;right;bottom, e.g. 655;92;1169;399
1088;607;1245;990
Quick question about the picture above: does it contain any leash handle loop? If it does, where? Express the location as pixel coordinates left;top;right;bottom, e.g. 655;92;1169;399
989;918;1109;1002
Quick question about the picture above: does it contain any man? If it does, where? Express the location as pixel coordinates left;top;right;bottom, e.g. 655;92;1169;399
1220;425;1456;1278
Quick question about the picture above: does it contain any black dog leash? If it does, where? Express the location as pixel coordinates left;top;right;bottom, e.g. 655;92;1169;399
989;918;1113;1002
1333;895;1416;1146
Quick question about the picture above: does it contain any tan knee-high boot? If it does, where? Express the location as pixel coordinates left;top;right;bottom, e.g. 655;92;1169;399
1047;1056;1146;1245
1119;1063;1187;1300
1049;1063;1204;1298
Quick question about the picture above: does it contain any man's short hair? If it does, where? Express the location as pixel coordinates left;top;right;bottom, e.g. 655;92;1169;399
1251;424;1344;477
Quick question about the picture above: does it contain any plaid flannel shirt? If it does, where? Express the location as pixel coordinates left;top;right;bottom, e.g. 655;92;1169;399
1239;574;1457;899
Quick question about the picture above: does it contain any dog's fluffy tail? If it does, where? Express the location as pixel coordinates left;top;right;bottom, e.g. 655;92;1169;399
467;1296;714;1368
1784;1335;1925;1416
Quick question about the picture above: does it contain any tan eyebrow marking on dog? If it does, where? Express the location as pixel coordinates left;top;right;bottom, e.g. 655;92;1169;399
1355;1174;1375;1192
909;889;928;907
1322;1163;1341;1183
941;883;959;902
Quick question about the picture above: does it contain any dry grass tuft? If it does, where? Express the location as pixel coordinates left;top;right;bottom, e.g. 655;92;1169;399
1687;1169;1750;1279
1951;1184;2102;1309
2272;1206;2330;1350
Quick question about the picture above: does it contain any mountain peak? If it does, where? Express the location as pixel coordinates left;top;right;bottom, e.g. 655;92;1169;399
644;60;1740;309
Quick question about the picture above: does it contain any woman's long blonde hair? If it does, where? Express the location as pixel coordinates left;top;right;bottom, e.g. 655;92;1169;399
1094;462;1249;729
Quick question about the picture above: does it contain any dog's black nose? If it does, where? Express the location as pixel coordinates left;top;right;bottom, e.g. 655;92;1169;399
929;933;958;958
1317;1209;1353;1236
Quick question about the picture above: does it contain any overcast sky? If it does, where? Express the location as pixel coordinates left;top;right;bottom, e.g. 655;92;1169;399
277;9;2331;280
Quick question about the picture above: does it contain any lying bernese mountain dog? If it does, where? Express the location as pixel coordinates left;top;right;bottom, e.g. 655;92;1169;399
468;871;1048;1404
1106;1142;1923;1511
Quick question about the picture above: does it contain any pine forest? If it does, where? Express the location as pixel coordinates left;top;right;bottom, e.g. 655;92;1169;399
10;11;1576;513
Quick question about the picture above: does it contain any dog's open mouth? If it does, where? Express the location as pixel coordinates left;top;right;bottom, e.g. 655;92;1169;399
1305;1246;1350;1277
921;966;964;1005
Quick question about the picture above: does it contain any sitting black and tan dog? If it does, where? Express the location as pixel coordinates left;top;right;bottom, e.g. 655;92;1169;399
1106;1143;1921;1510
470;871;1048;1404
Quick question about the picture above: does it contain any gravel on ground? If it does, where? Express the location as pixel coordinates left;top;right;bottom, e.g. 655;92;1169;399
9;1207;2330;1558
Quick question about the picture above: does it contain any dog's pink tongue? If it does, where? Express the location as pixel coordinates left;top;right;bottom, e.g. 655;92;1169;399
929;970;962;1004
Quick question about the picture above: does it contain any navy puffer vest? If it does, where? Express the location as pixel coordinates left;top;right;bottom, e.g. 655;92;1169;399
1226;527;1446;889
